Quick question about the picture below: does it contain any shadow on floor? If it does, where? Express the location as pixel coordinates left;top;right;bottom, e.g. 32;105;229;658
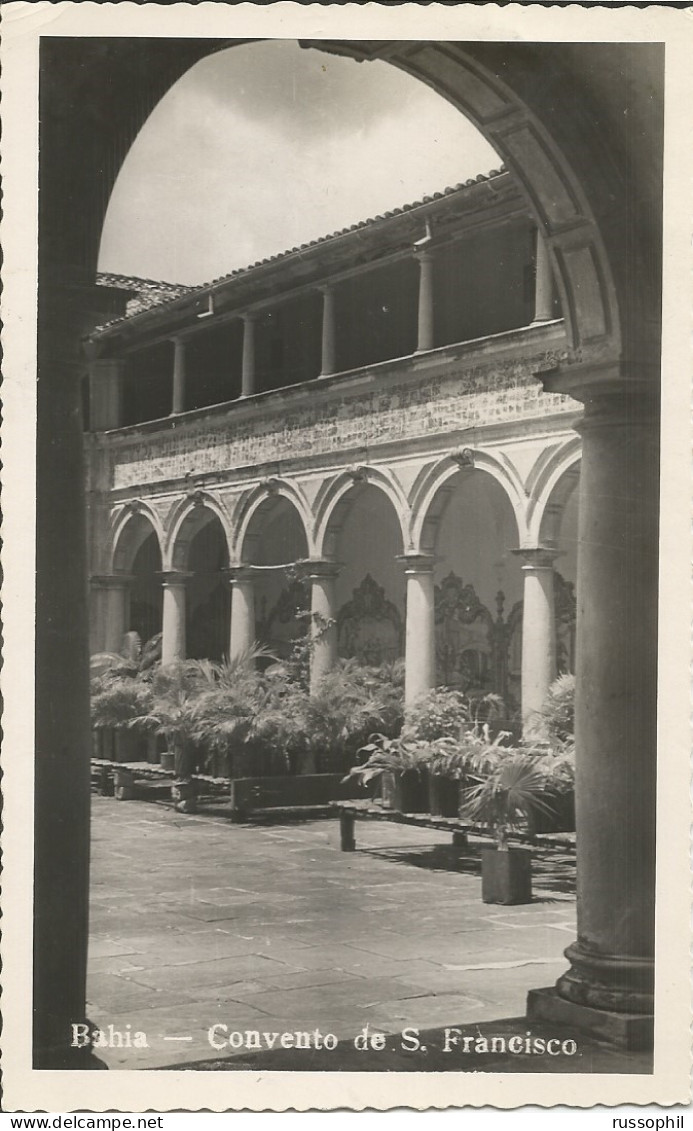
361;842;576;897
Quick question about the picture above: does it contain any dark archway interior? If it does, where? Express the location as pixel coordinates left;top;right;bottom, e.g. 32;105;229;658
129;532;162;646
186;518;230;660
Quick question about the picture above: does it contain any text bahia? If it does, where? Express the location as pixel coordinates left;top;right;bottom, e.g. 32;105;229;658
71;1023;149;1049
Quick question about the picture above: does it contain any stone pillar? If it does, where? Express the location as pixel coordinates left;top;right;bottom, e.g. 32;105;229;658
532;229;554;324
90;574;133;655
227;566;256;661
160;571;191;664
400;554;437;705
513;547;559;734
171;337;186;415
527;369;659;1049
35;283;110;1068
307;561;340;692
319;285;337;377
415;251;435;353
241;314;257;398
88;358;124;431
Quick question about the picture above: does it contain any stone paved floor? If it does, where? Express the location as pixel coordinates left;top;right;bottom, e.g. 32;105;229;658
87;795;643;1073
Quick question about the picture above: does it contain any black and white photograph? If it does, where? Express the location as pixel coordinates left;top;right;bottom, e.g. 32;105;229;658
2;0;691;1113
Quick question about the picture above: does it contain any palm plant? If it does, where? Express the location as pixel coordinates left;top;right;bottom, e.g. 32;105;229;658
186;643;279;775
460;750;557;850
403;687;505;742
129;659;216;780
529;673;575;744
307;658;405;768
346;733;433;788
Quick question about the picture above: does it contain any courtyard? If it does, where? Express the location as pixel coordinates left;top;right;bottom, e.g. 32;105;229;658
86;796;648;1073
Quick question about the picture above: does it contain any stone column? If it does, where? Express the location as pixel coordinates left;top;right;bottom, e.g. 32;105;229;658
527;369;659;1048
88;358;124;431
400;554;437;705
307;561;340;692
532;229;554;324
319;285;337;377
415;251;435;353
171;337;186;415
241;314;257;397
35;283;110;1068
227;566;256;661
90;574;133;655
160;571;191;664
513;547;559;735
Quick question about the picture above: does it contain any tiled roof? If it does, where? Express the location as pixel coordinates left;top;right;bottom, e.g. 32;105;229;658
96;273;197;315
91;167;507;335
204;167;506;286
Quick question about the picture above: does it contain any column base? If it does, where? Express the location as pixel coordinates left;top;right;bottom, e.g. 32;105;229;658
527;987;653;1051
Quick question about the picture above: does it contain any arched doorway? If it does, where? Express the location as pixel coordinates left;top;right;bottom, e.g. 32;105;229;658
238;494;310;662
420;467;523;709
322;480;406;669
169;504;231;662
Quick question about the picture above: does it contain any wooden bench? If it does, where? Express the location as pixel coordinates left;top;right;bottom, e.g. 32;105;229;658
330;800;577;853
91;759;230;800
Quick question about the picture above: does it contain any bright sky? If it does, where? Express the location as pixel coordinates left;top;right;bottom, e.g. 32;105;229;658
98;41;499;287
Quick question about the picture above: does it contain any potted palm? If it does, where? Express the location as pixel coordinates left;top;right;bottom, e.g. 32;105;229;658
402;689;505;818
346;733;431;813
526;674;576;832
90;668;154;797
306;658;404;776
129;660;220;812
460;749;557;904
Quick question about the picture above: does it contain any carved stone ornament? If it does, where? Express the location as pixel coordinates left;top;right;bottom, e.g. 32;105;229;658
450;447;475;469
337;574;403;667
260;477;280;495
126;499;142;513
434;572;495;692
345;464;368;484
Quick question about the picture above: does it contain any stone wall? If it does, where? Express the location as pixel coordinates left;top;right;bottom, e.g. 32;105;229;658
108;338;571;492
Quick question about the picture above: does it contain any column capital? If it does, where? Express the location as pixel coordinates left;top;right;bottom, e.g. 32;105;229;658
318;282;335;296
90;573;134;589
158;570;193;587
414;246;435;265
397;552;437;575
304;559;341;580
512;546;561;569
223;565;257;585
538;360;660;422
240;310;259;324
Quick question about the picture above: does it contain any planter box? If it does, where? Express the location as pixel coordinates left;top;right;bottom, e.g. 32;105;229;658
392;770;429;815
113;768;135;801
428;774;460;817
229;773;364;816
529;791;576;834
380;771;397;809
481;846;532;905
114;729;140;763
159;752;176;773
171;780;197;813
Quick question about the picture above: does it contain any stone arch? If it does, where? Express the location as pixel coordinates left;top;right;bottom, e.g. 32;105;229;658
165;492;233;572
526;438;582;547
111;503;164;573
232;479;312;564
409;450;526;554
74;41;660;367
313;467;409;559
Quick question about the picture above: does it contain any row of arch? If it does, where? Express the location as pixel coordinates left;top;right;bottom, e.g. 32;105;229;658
112;439;581;574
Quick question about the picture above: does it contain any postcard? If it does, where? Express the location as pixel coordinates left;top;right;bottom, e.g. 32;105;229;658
2;0;691;1113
